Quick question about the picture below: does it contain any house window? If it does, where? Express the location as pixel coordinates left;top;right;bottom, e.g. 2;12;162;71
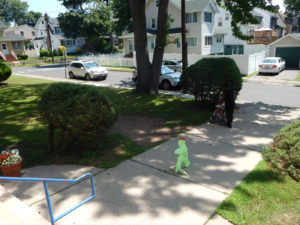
186;12;197;24
176;38;181;48
254;16;262;24
32;31;35;36
205;36;212;45
204;12;212;22
187;37;197;47
12;42;22;50
216;37;222;43
150;39;155;49
60;40;66;46
129;39;134;51
225;13;230;20
156;0;159;7
152;18;156;28
66;39;75;46
218;18;222;26
41;31;43;35
20;31;24;36
55;27;61;34
42;20;44;24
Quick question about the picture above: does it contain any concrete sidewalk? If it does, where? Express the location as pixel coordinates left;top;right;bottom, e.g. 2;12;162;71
2;101;300;225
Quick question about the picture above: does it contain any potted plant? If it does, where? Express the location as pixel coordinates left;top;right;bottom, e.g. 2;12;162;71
0;149;22;177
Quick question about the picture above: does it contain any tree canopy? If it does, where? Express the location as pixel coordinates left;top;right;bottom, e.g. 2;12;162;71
111;0;133;36
17;11;42;27
57;0;112;39
284;0;300;29
0;0;28;25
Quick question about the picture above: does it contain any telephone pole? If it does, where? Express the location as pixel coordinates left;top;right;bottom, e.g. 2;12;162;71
44;13;54;63
181;0;188;71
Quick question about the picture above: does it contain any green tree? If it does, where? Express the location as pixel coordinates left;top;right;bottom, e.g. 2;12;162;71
0;0;28;24
17;11;42;26
284;0;300;30
111;0;133;36
129;0;278;94
57;1;112;39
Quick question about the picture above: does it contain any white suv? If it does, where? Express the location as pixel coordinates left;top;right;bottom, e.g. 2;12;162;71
68;60;108;80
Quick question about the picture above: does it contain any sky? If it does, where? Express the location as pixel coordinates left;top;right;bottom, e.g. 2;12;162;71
26;0;286;18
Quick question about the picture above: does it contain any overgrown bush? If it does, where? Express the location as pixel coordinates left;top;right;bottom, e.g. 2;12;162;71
17;54;28;60
39;83;118;152
0;62;12;82
181;58;243;106
39;49;49;58
53;49;58;56
263;120;300;182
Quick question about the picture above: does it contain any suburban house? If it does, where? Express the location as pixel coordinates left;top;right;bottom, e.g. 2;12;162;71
33;16;85;53
268;33;300;69
0;20;26;61
4;25;36;41
122;0;222;56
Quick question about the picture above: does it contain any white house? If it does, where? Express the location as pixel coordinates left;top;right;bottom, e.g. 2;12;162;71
122;0;222;56
33;16;85;53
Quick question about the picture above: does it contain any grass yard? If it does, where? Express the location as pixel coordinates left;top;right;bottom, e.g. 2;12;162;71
216;161;300;225
0;76;209;169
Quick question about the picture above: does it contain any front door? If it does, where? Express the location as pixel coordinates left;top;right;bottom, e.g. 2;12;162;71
1;43;8;54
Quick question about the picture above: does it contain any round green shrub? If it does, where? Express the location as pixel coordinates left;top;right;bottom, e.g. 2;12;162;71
39;83;118;151
18;54;28;60
53;49;58;56
263;120;300;181
40;49;49;58
181;58;243;106
0;62;12;82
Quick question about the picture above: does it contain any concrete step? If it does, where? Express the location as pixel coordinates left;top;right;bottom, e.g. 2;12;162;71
4;54;17;62
0;185;49;225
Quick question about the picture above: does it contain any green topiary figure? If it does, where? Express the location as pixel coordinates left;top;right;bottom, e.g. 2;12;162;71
181;58;242;107
39;83;118;152
171;137;190;176
263;120;300;182
0;62;12;82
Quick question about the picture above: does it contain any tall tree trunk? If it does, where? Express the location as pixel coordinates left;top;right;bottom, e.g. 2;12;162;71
129;0;169;94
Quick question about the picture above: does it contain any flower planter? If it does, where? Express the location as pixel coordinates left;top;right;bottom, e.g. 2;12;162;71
0;159;22;177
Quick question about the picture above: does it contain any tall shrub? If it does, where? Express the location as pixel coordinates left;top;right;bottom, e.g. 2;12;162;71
39;83;118;151
263;120;300;182
0;62;12;82
181;58;242;106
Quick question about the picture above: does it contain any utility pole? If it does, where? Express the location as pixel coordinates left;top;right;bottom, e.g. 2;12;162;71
181;0;188;71
44;13;54;63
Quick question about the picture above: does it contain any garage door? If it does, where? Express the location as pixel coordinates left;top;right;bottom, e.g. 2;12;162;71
276;47;300;69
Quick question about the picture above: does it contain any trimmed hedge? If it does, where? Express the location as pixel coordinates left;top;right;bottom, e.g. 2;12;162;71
181;58;242;106
39;83;118;151
17;54;28;60
0;62;12;82
39;49;49;57
262;120;300;181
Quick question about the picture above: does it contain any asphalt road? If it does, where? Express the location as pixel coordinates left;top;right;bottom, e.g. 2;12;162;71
12;66;300;107
12;65;135;87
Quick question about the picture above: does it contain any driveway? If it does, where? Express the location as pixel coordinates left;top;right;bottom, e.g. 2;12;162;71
248;69;300;86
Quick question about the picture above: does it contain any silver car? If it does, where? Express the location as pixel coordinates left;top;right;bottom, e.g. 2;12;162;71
68;60;108;80
132;66;181;90
258;57;285;74
162;59;182;72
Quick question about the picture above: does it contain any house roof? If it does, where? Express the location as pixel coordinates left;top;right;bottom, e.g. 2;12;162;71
4;25;27;33
0;34;27;41
268;33;300;46
147;0;218;12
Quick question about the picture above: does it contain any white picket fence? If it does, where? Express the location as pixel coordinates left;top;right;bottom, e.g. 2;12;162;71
79;51;267;75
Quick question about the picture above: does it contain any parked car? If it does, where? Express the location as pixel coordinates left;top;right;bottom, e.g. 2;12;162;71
132;66;181;90
68;60;108;80
162;59;182;72
259;57;285;74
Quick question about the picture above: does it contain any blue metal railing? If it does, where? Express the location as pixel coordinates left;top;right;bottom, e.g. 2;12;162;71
0;173;95;225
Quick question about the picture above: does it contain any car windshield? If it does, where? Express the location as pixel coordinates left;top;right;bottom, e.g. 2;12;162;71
161;66;174;74
263;59;277;63
84;62;99;68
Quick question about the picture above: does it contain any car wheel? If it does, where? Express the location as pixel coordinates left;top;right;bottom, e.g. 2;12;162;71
85;74;91;81
161;80;171;90
69;71;74;79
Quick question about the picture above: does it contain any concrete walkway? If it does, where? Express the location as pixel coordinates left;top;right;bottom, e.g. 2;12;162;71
2;100;300;225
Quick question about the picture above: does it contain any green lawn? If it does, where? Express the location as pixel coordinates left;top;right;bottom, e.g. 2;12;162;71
216;160;300;225
0;76;209;169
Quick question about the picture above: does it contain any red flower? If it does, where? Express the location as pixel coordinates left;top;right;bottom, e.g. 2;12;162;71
2;154;8;160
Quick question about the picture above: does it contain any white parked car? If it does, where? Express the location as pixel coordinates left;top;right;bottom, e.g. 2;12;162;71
259;57;285;74
68;60;108;80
